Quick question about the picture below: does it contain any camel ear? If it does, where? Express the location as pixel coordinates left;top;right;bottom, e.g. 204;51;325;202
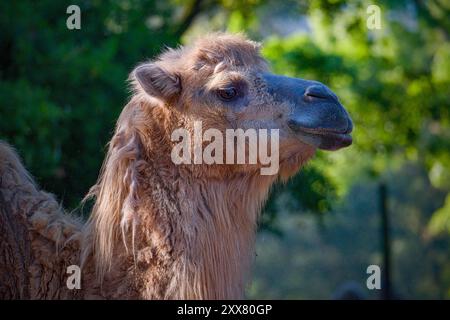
134;63;181;101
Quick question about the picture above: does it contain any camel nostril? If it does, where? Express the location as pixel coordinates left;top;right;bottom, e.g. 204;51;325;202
304;85;337;102
305;92;326;100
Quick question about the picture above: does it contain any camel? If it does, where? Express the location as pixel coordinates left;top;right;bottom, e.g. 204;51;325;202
0;33;353;299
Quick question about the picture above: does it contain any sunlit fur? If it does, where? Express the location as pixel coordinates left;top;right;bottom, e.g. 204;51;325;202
0;33;316;299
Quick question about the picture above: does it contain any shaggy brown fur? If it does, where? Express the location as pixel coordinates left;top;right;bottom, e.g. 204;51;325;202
0;33;346;299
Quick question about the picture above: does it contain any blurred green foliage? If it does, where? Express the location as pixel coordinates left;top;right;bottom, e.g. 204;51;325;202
0;0;186;206
0;0;449;298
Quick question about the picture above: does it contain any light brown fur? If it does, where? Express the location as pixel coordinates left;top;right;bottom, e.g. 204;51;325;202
0;33;316;299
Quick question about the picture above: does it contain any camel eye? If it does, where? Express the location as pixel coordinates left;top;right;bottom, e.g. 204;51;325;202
217;87;237;101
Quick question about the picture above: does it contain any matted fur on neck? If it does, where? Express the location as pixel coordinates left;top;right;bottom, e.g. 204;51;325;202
81;95;278;298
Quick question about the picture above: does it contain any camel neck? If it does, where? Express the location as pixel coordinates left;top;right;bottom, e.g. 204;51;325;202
125;169;276;299
83;101;279;299
190;174;276;299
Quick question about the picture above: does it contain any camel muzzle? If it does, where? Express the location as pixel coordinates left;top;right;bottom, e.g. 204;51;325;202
263;73;353;151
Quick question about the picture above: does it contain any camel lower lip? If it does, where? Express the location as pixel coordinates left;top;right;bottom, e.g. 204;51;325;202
316;132;353;150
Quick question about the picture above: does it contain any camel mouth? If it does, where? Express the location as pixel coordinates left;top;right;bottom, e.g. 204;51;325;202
297;130;352;151
287;108;354;151
288;124;353;151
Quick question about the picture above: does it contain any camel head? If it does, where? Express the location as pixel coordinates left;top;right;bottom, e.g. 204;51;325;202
132;33;353;178
85;33;354;289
